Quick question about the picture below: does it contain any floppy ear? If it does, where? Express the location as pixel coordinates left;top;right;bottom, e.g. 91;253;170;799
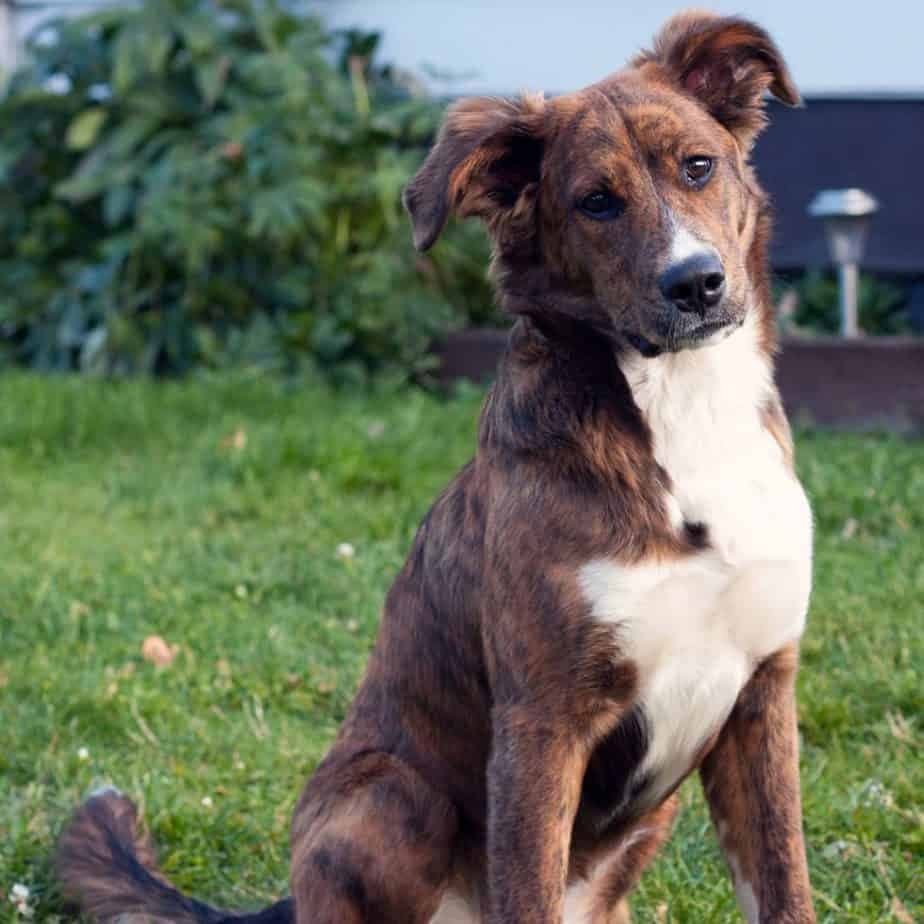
403;94;545;251
637;12;800;148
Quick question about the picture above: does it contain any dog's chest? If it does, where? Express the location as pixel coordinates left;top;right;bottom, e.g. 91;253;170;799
580;322;813;815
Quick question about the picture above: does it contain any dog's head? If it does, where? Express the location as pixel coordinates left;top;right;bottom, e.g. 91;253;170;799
404;11;799;355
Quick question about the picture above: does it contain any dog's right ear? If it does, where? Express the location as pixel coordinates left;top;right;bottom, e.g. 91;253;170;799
403;94;546;252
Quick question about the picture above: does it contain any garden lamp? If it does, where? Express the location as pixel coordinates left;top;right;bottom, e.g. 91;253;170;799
808;188;879;337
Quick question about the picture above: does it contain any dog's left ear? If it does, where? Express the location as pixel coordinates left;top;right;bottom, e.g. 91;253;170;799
637;12;800;149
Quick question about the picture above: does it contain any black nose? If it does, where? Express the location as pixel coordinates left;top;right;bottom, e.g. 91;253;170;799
659;253;726;315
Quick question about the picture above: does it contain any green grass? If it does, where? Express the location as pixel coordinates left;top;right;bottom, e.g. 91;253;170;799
0;372;921;923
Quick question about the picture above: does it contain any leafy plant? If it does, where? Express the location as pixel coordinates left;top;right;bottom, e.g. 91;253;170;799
0;0;496;381
780;271;910;336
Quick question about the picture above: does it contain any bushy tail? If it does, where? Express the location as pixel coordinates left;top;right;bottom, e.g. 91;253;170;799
57;788;293;924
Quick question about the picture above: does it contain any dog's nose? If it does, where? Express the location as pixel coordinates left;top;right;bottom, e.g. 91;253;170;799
659;254;726;316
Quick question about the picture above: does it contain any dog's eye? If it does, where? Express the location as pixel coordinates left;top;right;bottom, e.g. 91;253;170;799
578;190;625;220
683;156;714;187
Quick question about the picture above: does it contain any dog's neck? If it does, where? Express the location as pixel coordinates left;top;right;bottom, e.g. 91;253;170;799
481;299;776;479
621;309;791;551
619;309;773;426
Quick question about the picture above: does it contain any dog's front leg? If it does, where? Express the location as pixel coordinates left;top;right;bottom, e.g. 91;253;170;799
700;644;815;924
485;704;599;924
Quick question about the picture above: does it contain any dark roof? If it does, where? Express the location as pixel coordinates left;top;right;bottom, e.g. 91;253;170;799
755;97;924;275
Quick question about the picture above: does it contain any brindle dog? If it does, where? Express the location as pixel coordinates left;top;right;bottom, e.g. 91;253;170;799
58;11;816;924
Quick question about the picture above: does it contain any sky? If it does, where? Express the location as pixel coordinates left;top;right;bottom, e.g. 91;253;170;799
320;0;924;96
7;1;922;95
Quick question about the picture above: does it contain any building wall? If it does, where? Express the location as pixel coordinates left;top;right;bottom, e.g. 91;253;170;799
0;0;117;73
0;2;16;74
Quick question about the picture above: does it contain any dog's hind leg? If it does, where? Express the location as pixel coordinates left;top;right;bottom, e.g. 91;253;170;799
592;797;678;922
562;797;677;924
290;752;459;924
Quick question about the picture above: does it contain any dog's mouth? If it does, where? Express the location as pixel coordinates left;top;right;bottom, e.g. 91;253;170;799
625;312;743;357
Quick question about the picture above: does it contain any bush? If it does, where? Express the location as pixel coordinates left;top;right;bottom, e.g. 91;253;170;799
0;0;496;382
780;271;910;336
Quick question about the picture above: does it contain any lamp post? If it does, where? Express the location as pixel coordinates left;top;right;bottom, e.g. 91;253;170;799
808;188;879;337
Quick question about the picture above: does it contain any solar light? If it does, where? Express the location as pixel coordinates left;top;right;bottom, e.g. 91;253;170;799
808;188;879;337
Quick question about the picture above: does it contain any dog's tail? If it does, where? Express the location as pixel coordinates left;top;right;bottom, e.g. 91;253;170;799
57;787;293;924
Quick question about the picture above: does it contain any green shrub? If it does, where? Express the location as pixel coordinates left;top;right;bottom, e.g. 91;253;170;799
780;271;910;336
0;0;496;381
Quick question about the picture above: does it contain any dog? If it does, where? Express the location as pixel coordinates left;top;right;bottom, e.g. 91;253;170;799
58;10;816;923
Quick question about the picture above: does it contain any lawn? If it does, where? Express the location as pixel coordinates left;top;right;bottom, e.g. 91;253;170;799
1;372;921;923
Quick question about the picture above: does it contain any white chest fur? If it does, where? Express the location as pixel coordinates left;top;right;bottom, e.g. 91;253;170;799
580;315;813;811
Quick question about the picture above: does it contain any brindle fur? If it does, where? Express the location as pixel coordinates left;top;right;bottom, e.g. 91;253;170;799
58;12;815;924
701;644;814;924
